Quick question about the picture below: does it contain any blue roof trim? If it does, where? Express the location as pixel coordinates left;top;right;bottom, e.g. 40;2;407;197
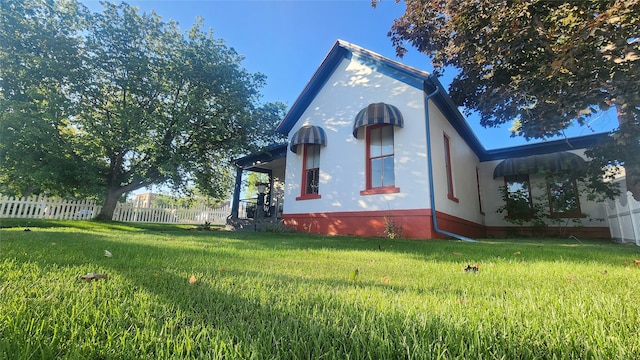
423;77;487;157
275;40;430;136
234;143;288;169
275;39;611;161
481;132;609;161
422;75;610;160
275;41;347;136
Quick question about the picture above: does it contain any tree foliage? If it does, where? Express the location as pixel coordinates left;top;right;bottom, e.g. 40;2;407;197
381;0;640;198
243;172;270;198
0;0;286;218
0;0;100;198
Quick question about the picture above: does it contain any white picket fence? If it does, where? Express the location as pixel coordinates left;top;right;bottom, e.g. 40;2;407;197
0;195;231;225
606;191;640;245
112;203;231;224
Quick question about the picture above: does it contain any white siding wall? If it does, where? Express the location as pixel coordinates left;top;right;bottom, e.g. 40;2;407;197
426;104;485;225
280;52;607;232
479;150;607;227
283;56;431;215
282;54;489;228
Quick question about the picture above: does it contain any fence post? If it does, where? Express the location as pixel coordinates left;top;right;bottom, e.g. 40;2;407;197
617;198;628;242
27;195;38;218
628;192;640;246
605;200;615;239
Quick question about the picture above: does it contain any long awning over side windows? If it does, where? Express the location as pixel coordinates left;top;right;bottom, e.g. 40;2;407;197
493;152;586;179
352;103;404;138
289;125;327;153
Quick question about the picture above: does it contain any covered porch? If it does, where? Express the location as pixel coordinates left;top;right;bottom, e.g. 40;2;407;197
228;143;287;230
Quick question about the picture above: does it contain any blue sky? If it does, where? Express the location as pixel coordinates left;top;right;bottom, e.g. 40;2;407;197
81;0;619;150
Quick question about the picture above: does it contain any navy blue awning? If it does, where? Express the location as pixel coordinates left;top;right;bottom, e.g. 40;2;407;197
352;103;404;138
289;125;327;153
493;152;586;179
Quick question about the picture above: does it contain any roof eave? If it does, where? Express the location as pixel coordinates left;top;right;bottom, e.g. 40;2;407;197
275;39;432;136
234;143;288;169
481;132;610;161
423;76;487;158
275;41;347;135
274;40;608;162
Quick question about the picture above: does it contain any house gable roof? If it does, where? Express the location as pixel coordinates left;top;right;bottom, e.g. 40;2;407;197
275;39;432;135
274;39;609;162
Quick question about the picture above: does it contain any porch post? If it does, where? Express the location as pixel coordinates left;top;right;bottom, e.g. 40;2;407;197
267;170;273;217
231;166;243;219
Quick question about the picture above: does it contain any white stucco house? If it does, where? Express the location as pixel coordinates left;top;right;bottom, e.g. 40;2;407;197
229;40;612;240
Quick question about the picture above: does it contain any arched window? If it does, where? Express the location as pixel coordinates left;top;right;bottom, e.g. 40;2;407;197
353;103;403;195
290;125;326;200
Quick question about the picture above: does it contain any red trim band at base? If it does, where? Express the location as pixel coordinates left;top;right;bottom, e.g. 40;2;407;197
281;209;610;240
282;209;483;239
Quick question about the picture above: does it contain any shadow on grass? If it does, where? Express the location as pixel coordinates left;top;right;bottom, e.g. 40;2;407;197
1;225;634;358
0;228;469;357
197;230;640;268
0;218;194;232
3;218;639;267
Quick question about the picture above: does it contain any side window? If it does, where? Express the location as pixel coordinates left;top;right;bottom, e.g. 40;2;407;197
367;124;395;189
444;133;458;202
504;174;532;218
547;178;581;217
297;144;321;200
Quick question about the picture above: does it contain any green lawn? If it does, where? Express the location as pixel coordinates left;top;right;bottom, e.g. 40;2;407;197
1;219;639;359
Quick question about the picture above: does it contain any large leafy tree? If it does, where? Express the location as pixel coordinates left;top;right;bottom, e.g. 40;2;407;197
381;0;639;199
0;0;99;198
1;0;285;218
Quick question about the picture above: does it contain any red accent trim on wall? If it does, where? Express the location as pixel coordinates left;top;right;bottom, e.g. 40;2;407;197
281;210;610;240
360;186;400;196
296;194;321;201
476;167;485;215
283;209;432;238
443;133;456;200
300;143;320;197
282;209;485;239
365;124;395;190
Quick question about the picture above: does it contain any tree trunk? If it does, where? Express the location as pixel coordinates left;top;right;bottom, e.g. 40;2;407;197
616;97;640;201
96;187;126;220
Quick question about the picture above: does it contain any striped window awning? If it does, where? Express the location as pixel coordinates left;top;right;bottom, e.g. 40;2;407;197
493;152;586;179
352;103;404;138
289;125;327;153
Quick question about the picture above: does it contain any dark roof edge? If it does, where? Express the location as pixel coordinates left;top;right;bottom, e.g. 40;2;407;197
422;76;610;161
275;41;346;135
274;39;610;162
480;132;610;161
276;40;432;136
234;143;288;168
423;76;488;157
